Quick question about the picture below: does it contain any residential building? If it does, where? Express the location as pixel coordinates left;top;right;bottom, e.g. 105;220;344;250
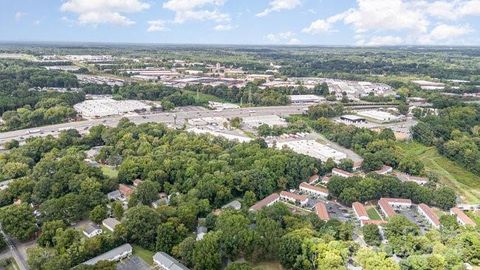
299;182;329;198
221;200;242;210
417;203;440;229
107;190;122;201
395;173;428;185
119;184;134;197
153;252;190;270
378;198;412;218
280;191;309;206
308;174;320;184
82;244;132;266
315;202;330;221
102;218;121;232
375;165;393;175
249;193;280;211
332;168;354;178
83;223;102;238
450;207;476;227
352;202;369;221
133;179;143;187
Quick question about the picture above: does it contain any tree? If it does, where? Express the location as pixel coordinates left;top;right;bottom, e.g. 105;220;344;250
242;191;256;209
156;221;189;253
193;231;222;270
90;205;108;224
398;157;424;175
172;236;196;268
111;201;124;220
378;128;396;141
432;187;456;210
0;203;37;241
362;224;381;246
130;181;160;206
215;211;253;260
355;248;400;270
37;220;66;247
338;159;354;172
123;205;160;250
225;262;253;270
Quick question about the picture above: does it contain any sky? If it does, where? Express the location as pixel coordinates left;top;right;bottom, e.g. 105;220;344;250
2;0;480;46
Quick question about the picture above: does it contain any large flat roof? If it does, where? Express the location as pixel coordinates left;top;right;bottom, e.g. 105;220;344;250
83;244;132;266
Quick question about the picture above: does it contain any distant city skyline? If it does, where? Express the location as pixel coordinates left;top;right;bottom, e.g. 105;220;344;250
2;0;480;46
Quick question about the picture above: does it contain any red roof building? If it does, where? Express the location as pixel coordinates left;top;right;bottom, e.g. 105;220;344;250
332;168;354;178
299;182;329;198
118;184;134;197
450;207;476;227
378;198;412;218
418;203;440;229
249;193;280;211
280;191;309;206
315;202;330;221
308;175;320;184
352;202;369;221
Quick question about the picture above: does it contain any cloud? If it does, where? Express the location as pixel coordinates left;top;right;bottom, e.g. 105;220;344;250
364;35;403;46
163;0;230;23
214;24;233;31
15;12;27;21
304;0;480;45
147;20;168;32
257;0;301;17
61;0;150;26
266;31;302;44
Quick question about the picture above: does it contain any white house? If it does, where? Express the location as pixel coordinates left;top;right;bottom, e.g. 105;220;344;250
102;218;121;232
83;223;102;238
299;182;329;198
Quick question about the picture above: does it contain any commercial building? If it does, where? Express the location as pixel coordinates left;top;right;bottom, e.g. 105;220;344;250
340;115;367;124
74;97;151;118
275;140;347;163
289;95;325;104
411;80;446;90
83;223;102;238
243;115;288;128
356;110;404;123
82;244;132;266
378;198;412;218
450;207;476;227
299;182;329;198
332;168;354;178
249;193;280;211
102;218;121;232
417;204;440;229
315;202;330;221
280;191;309;206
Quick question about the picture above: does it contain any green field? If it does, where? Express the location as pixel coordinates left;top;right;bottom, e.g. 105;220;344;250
252;261;283;270
367;207;382;220
100;165;118;179
133;245;155;265
183;90;229;104
398;142;480;204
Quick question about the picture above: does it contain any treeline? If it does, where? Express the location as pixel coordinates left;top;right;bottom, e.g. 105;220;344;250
412;104;480;175
0;65;79;114
327;174;456;209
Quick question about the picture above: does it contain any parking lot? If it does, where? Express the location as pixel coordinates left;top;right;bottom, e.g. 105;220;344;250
116;256;150;270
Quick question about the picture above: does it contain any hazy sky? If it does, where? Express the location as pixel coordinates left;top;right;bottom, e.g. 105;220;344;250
2;0;480;45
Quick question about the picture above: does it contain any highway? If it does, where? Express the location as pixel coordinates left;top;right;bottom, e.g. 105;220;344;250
0;223;28;270
0;103;394;144
0;105;310;143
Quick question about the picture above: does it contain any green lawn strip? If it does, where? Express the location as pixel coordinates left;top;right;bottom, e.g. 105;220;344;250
465;211;480;227
100;165;118;179
366;207;382;220
182;90;229;103
397;142;480;204
132;245;155;265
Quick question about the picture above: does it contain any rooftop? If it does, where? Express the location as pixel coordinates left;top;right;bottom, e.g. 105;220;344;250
451;207;476;226
249;193;280;211
153;252;190;270
352;202;368;218
83;244;132;266
315;202;330;221
418;203;440;226
280;191;308;202
299;182;329;194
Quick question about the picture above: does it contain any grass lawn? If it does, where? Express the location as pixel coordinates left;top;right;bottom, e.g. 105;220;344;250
133;245;155;265
366;207;382;220
397;142;480;204
252;261;284;270
100;165;118;179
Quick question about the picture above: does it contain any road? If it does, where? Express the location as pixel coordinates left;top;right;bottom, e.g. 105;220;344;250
0;223;29;270
0;105;311;143
0;103;392;144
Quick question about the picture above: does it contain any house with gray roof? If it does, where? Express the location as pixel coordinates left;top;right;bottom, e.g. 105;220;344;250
83;223;102;238
221;200;241;210
82;243;132;266
153;252;190;270
102;218;121;232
